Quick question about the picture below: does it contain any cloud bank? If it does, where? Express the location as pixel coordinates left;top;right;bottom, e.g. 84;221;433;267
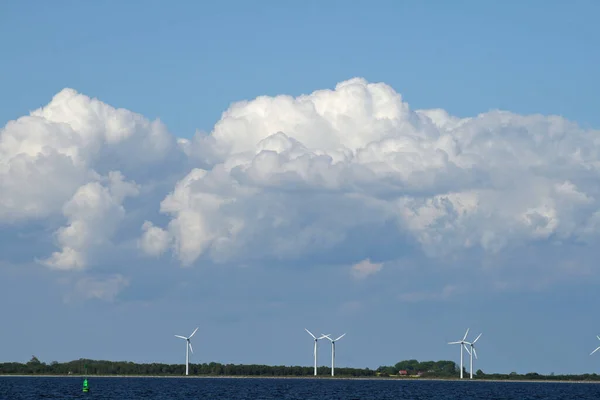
2;78;600;299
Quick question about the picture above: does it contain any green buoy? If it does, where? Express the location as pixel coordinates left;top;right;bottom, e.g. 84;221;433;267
82;364;90;393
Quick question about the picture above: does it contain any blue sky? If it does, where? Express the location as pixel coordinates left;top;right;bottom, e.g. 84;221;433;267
1;0;600;375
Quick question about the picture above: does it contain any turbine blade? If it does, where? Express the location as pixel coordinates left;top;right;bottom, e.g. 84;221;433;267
335;333;346;341
448;341;460;344
321;334;333;341
473;347;478;359
189;342;194;354
189;327;199;338
305;329;316;339
473;333;482;343
597;335;600;341
175;335;187;339
591;346;600;355
463;344;471;355
463;328;470;341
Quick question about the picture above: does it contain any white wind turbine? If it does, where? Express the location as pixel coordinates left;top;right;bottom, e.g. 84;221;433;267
322;333;346;376
590;335;600;356
175;327;198;376
305;329;328;376
448;328;470;379
463;332;482;379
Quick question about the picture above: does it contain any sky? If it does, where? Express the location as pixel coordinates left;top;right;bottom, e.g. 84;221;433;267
1;0;600;375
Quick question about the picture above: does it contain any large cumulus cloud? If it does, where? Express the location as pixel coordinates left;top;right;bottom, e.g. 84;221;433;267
2;77;600;300
0;88;182;280
143;78;600;266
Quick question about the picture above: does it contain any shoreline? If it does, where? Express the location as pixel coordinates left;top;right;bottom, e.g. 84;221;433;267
1;375;599;384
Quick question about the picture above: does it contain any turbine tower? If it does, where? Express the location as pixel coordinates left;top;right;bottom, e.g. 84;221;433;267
448;328;470;379
305;329;327;376
463;333;482;379
322;333;346;376
175;327;198;376
590;335;600;356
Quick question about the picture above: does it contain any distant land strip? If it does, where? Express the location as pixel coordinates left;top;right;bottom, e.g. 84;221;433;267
1;357;600;382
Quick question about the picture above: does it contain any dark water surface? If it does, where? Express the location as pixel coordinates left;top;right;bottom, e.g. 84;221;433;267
1;376;599;399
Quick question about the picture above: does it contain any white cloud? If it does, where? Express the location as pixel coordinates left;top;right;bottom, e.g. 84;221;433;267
3;77;600;300
138;221;171;257
66;274;130;302
350;259;383;280
146;78;600;266
41;171;139;270
0;88;178;223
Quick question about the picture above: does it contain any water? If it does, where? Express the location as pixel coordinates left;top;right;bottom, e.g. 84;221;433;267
1;376;600;399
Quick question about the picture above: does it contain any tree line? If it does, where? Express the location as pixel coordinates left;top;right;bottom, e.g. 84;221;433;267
0;356;375;377
375;359;600;381
1;357;600;381
376;359;457;377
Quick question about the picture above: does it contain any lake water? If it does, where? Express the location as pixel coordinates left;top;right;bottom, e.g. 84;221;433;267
1;376;599;399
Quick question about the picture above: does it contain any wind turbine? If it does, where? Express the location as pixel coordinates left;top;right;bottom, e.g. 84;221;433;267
175;327;198;376
590;335;600;356
322;333;346;376
305;329;327;376
448;328;470;379
463;333;482;379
